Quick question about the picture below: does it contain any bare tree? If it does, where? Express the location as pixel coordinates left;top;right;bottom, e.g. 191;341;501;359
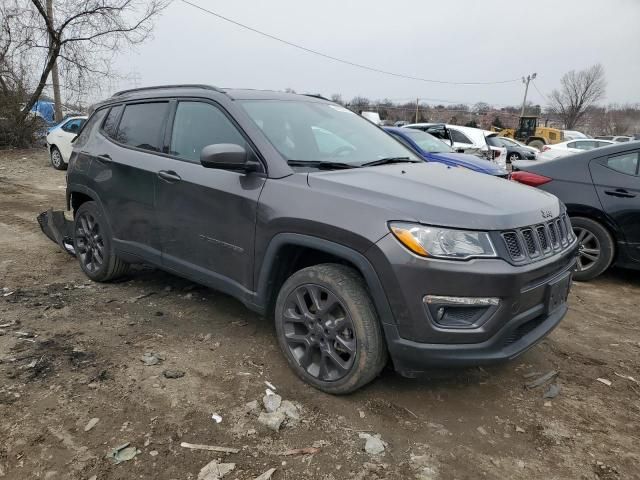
330;93;343;105
473;102;490;114
548;64;606;129
3;0;167;125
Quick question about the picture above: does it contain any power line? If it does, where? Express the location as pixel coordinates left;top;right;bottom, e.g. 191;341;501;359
532;80;550;104
180;0;521;86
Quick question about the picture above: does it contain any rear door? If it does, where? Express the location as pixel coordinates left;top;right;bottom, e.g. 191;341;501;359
89;101;170;263
155;99;266;295
590;150;640;258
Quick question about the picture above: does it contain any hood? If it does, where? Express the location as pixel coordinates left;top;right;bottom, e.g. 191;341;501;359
427;151;507;175
307;163;561;230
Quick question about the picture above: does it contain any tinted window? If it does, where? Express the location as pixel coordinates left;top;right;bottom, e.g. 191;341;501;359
617;137;629;143
450;129;472;144
115;102;168;152
606;152;639;175
567;142;576;148
170;102;246;162
74;109;107;149
102;105;123;139
596;141;612;147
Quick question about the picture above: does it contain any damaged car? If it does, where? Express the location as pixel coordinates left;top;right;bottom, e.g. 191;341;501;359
41;85;578;394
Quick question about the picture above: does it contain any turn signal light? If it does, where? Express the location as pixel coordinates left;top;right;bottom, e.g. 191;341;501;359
510;171;552;187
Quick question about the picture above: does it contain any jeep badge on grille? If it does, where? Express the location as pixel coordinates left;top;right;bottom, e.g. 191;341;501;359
541;209;553;219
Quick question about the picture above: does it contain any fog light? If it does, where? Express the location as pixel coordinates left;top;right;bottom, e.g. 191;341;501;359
424;295;499;306
424;295;500;328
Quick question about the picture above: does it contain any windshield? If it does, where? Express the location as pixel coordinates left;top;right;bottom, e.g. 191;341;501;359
240;100;418;166
399;129;453;153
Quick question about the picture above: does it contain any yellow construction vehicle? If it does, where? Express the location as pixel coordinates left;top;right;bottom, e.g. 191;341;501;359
493;116;563;151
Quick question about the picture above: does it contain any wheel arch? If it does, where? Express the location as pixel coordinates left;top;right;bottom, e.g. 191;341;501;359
254;233;395;326
565;204;621;241
566;204;621;264
66;185;106;218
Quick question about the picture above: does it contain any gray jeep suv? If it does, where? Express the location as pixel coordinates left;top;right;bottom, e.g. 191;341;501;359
66;85;578;394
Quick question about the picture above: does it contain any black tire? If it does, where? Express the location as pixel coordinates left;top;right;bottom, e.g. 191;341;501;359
274;264;387;394
572;216;615;281
73;201;129;282
528;139;545;152
50;146;67;170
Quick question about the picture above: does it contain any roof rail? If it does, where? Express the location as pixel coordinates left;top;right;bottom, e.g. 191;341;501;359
112;84;225;97
303;93;330;101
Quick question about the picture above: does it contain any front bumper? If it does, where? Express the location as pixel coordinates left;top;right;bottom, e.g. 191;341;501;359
367;234;578;376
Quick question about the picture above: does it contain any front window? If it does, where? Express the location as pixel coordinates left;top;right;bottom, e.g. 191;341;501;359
240;100;417;166
399;129;453;153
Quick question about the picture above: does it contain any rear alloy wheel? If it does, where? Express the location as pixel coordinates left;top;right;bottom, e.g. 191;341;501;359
274;264;387;394
50;147;66;170
73;201;129;282
571;217;615;281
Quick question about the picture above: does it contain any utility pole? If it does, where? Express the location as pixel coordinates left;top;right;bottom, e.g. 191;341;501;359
415;98;419;123
46;0;63;122
520;73;537;117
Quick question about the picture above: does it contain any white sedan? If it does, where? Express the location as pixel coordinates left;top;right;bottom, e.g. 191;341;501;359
45;116;87;170
537;138;614;161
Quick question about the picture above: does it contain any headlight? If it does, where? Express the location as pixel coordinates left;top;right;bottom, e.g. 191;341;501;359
389;222;497;259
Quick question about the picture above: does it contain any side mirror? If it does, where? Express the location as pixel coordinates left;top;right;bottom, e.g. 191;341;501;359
200;143;248;171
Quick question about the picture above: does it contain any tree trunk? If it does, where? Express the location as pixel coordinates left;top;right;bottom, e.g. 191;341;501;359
46;0;63;122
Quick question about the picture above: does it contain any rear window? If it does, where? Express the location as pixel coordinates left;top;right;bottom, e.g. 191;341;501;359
606;152;639;175
102;105;123;139
115;102;169;152
73;109;107;149
450;129;472;144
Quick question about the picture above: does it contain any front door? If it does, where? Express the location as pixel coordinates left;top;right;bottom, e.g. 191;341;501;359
590;150;640;260
155;100;266;296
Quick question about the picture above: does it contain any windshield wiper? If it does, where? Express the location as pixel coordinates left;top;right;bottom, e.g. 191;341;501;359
287;160;359;170
360;156;420;167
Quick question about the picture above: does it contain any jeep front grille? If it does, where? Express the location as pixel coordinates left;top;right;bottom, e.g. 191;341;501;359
500;214;574;263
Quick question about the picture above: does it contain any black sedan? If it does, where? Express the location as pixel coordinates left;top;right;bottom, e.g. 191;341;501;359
511;142;640;280
487;136;537;162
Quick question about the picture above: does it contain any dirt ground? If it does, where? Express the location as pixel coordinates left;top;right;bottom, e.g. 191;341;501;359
1;148;639;480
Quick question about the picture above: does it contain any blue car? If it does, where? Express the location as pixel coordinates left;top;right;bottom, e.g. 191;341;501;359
383;127;508;177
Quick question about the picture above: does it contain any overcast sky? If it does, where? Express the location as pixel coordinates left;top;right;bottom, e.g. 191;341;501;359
112;0;640;107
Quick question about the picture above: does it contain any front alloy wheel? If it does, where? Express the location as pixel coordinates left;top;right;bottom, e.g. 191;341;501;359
282;284;356;381
50;147;66;170
274;264;387;394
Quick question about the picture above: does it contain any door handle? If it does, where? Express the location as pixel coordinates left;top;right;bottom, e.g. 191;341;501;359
604;189;636;198
96;154;112;163
157;170;181;182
